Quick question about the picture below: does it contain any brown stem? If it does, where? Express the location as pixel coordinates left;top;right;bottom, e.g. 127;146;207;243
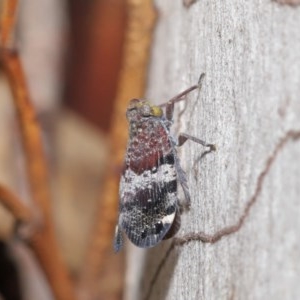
0;0;18;47
0;184;31;223
0;49;76;300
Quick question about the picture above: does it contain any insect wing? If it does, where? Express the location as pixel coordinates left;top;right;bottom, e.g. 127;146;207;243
119;122;179;248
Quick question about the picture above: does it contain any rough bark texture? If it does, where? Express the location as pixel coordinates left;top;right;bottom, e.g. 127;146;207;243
127;1;300;299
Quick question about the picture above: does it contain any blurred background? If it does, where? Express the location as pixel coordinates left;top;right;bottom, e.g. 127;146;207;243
0;0;129;299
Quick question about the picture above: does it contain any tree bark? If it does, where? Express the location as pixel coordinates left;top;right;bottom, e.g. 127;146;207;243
127;1;300;299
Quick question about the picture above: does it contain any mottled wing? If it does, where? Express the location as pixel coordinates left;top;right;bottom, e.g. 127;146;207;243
117;119;179;249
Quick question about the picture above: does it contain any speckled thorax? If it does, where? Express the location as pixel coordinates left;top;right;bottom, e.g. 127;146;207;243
126;117;172;174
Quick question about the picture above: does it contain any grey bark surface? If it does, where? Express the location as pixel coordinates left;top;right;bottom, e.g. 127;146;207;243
126;1;300;300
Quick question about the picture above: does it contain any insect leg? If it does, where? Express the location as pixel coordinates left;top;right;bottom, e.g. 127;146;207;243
175;133;215;208
159;73;206;121
174;157;191;209
113;224;123;252
178;133;216;151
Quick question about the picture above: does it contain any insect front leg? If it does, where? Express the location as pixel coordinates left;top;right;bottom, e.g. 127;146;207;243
160;73;206;121
178;133;216;152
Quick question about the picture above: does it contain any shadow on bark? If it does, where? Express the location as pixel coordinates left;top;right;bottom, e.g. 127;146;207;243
141;241;180;300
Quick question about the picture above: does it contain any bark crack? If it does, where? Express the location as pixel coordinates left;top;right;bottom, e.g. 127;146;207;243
273;0;300;6
183;0;198;8
144;129;300;300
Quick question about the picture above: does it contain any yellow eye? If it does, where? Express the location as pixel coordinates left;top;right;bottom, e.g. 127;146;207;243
151;106;163;117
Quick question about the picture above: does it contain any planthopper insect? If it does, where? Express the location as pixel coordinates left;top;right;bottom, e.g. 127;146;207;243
114;73;215;252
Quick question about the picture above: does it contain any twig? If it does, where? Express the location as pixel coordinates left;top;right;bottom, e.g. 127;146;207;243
0;184;31;223
0;49;76;300
1;49;52;215
78;0;157;298
0;0;18;47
